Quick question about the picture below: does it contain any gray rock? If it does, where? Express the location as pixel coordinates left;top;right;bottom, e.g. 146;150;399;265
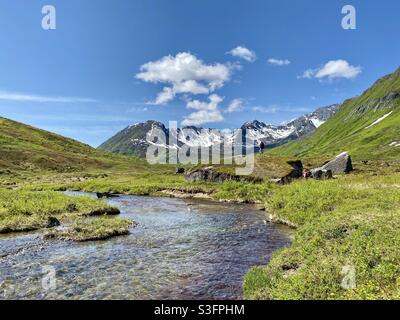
322;152;353;174
46;217;60;228
185;167;241;183
96;192;119;199
278;160;303;184
310;168;333;180
184;166;262;183
287;160;304;178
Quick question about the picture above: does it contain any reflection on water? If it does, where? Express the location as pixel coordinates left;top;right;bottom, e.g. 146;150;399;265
0;193;291;300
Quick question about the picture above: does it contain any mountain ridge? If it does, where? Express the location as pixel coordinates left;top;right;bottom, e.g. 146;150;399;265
98;105;339;157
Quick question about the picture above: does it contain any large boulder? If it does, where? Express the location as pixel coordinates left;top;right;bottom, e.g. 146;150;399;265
322;152;353;174
279;160;303;184
287;160;304;178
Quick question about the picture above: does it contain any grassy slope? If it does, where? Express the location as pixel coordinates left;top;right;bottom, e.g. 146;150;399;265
0;117;115;173
0;116;183;186
271;68;400;160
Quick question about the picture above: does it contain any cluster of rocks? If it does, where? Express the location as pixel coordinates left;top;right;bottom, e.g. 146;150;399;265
184;167;241;183
309;152;353;179
309;168;333;180
184;166;262;183
349;90;399;117
280;152;353;184
180;152;353;185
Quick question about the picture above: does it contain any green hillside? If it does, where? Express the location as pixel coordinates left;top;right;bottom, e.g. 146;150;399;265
0;116;186;192
0;116;163;179
272;68;400;160
0;116;119;174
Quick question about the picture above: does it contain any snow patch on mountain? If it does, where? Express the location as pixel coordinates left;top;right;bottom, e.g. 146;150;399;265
365;111;393;129
389;141;400;147
310;117;325;128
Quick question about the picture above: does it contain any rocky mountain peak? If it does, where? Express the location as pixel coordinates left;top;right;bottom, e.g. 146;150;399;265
242;120;267;130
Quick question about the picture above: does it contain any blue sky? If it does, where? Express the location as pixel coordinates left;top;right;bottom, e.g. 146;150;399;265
0;0;399;146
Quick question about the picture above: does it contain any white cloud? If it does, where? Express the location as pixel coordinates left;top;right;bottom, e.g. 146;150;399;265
298;69;315;79
126;106;148;113
252;105;280;114
268;58;290;66
0;91;97;103
227;46;256;62
136;52;232;105
225;98;244;113
153;87;176;105
252;105;311;114
315;60;361;79
299;60;361;80
174;80;209;95
182;94;224;126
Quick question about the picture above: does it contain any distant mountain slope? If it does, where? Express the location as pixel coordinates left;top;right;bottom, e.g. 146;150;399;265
99;105;339;157
0;117;118;173
98;121;169;158
271;67;400;160
241;104;339;148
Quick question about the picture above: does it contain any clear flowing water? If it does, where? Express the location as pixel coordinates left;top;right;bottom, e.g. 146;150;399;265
0;193;291;300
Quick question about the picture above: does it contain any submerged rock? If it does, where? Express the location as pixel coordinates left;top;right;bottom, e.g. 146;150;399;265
96;192;119;199
322;152;353;174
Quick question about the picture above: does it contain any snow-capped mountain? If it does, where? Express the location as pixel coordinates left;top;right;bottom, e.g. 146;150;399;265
241;104;340;148
98;104;340;157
